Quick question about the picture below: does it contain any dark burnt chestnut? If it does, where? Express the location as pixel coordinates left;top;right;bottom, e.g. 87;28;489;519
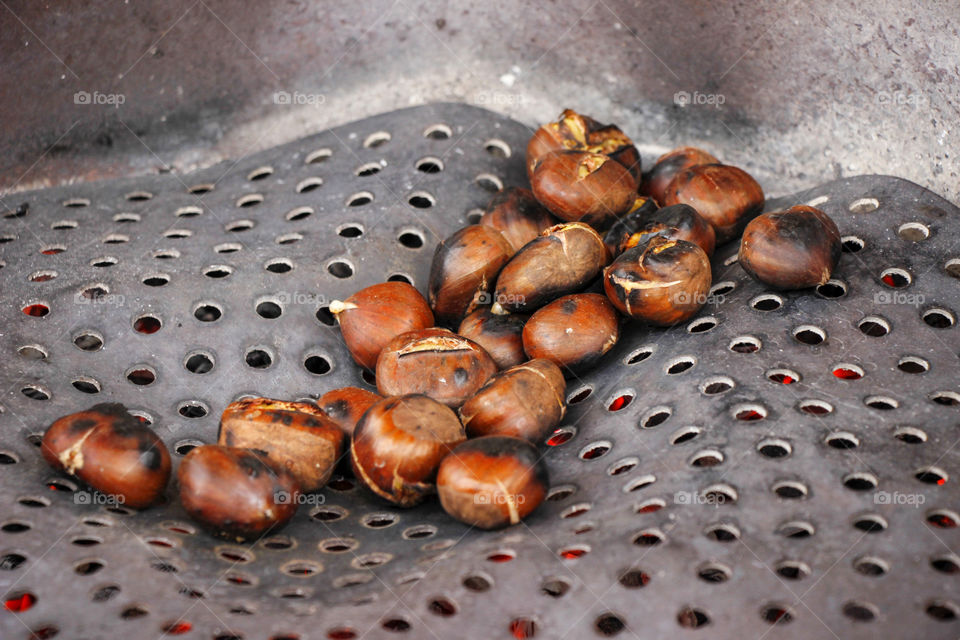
330;281;433;371
428;225;514;327
526;109;641;182
376;328;497;407
41;403;171;509
738;205;841;289
479;187;558;254
618;203;716;257
218;398;344;492
437;436;549;529
351;394;466;506
494;222;608;314
603;195;659;256
460;359;566;442
663;163;765;244
531;151;637;229
641;146;719;205
458;306;528;370
316;387;381;437
522;293;619;373
604;236;712;326
178;445;300;541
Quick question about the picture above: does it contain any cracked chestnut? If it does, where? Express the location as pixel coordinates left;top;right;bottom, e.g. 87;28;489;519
330;281;433;371
218;398;344;492
317;387;381;437
479;187;557;254
522;293;619;373
376;327;497;407
457;307;527;370
604;236;712;326
531;151;637;229
41;403;171;509
428;224;514;327
663;163;765;244
494;222;608;314
618;203;716;257
178;445;300;541
437;436;549;529
738;205;841;289
526;109;641;182
603;195;659;256
460;359;566;442
351;394;466;507
641;146;719;205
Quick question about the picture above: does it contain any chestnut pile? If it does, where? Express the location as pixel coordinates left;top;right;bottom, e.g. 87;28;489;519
39;109;845;539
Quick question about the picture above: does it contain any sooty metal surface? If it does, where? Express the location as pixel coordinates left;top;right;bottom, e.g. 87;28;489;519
0;103;958;640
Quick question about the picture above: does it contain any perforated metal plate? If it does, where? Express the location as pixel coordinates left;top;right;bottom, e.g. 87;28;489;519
1;103;958;640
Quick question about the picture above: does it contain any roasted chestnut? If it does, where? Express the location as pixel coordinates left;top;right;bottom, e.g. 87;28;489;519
437;436;549;529
641;146;719;205
603;195;659;256
494;222;608;314
479;187;557;254
738;205;841;289
460;359;566;442
527;109;641;182
330;281;434;371
531;151;637;229
41;403;171;509
663;163;765;244
428;224;514;327
218;398;344;492
604;236;712;326
457;307;527;370
618;203;716;257
178;445;300;541
316;387;381;437
351;394;466;506
522;293;619;372
376;327;497;407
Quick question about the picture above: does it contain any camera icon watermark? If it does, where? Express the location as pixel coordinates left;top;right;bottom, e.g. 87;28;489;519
674;491;726;506
274;490;325;506
674;91;725;109
873;291;925;307
874;490;925;507
674;291;725;306
474;493;525;505
473;291;525;307
74;91;126;107
274;291;328;306
73;291;126;307
473;91;525;106
74;490;126;506
273;91;325;107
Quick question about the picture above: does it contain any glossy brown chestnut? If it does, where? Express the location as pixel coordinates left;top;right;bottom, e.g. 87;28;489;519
522;293;619;373
437;436;549;529
218;398;344;492
41;403;171;509
460;359;566;442
494;222;608;314
376;327;497;407
178;445;300;541
428;224;514;327
316;387;381;437
738;205;842;289
663;163;765;244
330;281;433;371
603;236;712;326
526;109;641;182
531;151;637;229
479;187;557;254
618;203;716;257
457;307;527;370
641;146;719;205
351;394;466;506
603;195;659;256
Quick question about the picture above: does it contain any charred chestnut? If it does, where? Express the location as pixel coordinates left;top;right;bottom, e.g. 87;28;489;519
376;328;497;407
178;445;300;541
738;205;841;289
618;203;716;257
41;403;171;509
663;163;765;244
460;359;566;442
527;109;641;182
218;398;344;492
428;225;514;327
531;151;637;229
522;293;619;373
316;387;381;437
479;187;557;254
641;146;719;205
603;195;659;256
330;281;433;371
494;222;608;314
457;307;527;370
437;436;549;529
351;394;466;506
604;236;712;326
